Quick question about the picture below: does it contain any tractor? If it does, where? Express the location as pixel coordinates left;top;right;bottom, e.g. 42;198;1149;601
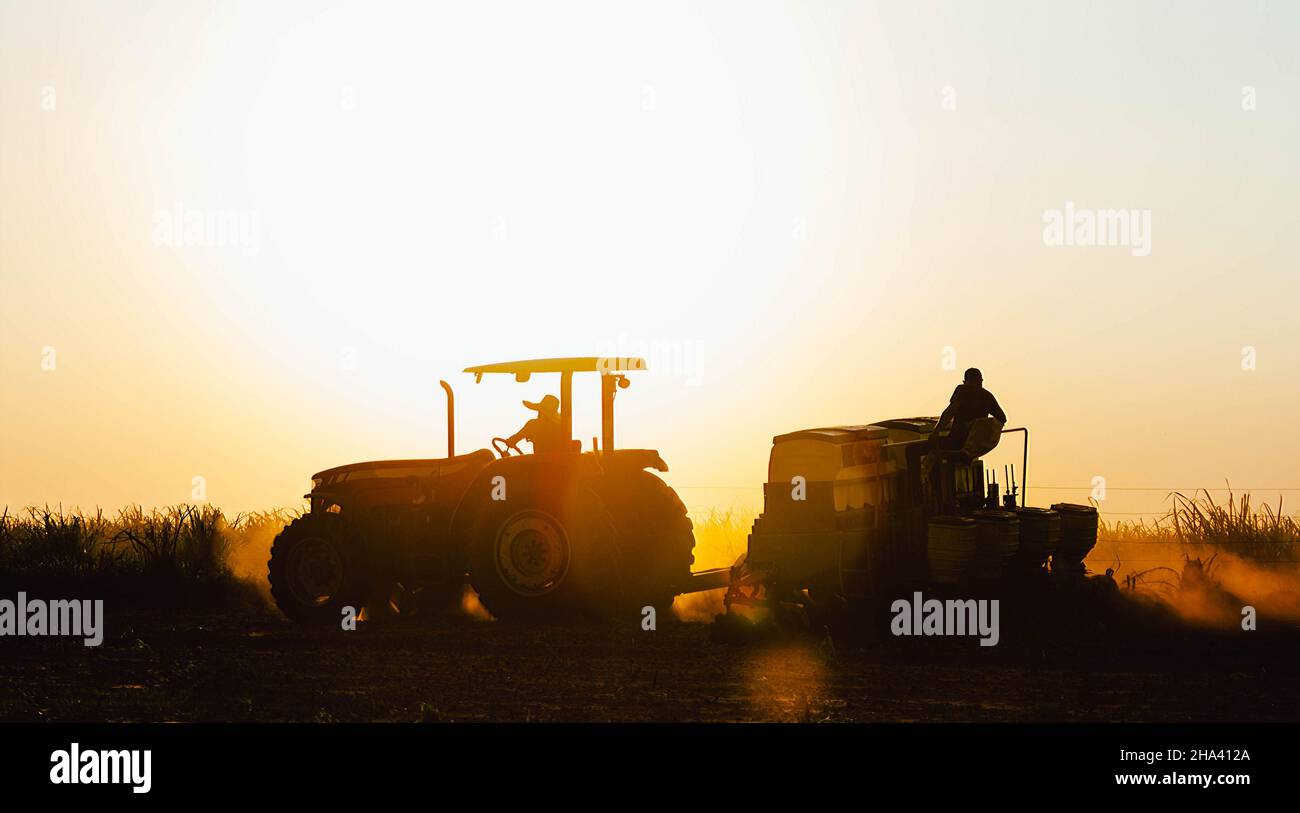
267;357;706;623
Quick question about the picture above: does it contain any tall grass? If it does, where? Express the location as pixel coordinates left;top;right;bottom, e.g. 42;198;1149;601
224;508;300;584
0;504;288;610
1101;488;1300;564
672;508;752;621
6;488;1292;618
688;508;751;570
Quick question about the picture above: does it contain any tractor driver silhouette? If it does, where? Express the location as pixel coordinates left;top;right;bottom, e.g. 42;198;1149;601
504;394;567;455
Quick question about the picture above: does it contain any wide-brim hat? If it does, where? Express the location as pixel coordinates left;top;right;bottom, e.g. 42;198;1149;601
523;394;560;415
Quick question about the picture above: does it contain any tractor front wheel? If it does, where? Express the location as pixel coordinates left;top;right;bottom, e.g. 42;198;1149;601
268;514;368;624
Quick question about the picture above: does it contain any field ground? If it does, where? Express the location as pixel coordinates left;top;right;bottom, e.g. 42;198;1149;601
5;497;1300;723
5;607;1300;723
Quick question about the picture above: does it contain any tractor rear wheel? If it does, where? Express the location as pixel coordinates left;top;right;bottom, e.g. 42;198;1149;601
268;514;369;624
465;479;621;621
594;469;696;616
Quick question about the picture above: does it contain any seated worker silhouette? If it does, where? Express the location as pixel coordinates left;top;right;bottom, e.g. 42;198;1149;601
505;394;567;455
931;367;1007;451
925;364;1003;504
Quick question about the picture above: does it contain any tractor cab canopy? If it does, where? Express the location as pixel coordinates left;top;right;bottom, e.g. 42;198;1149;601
463;356;648;452
463;357;646;381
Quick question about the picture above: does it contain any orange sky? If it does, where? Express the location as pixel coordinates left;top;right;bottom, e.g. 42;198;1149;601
3;1;1299;521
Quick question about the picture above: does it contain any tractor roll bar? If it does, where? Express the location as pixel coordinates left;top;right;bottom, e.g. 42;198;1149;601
1001;426;1028;508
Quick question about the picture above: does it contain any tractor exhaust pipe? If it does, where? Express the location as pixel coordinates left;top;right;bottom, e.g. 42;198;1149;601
439;380;455;457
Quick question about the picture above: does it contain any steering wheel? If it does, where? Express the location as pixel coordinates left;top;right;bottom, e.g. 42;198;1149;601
492;437;522;458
